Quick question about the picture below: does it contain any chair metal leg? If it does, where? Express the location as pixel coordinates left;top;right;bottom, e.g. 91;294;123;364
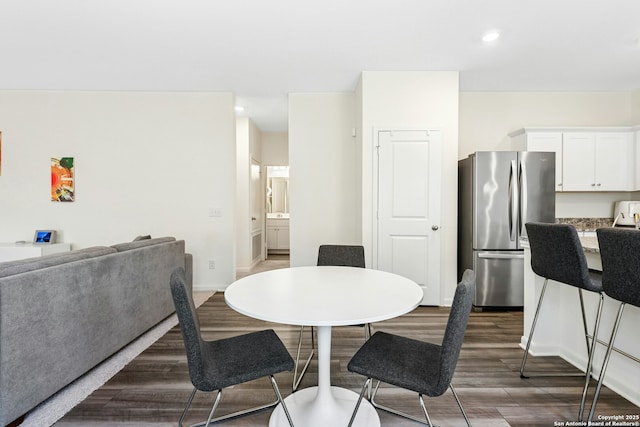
579;293;604;421
202;389;223;427
348;378;372;427
418;394;435;427
361;324;373;398
180;376;290;427
369;380;429;424
449;385;472;427
367;380;471;426
178;388;198;427
588;302;626;423
182;387;223;427
270;375;295;427
293;325;314;391
521;279;589;378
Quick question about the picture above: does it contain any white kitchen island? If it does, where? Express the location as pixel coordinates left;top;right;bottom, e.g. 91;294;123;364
522;235;640;406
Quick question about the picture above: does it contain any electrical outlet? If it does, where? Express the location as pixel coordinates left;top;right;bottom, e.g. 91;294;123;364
208;260;215;269
208;208;222;217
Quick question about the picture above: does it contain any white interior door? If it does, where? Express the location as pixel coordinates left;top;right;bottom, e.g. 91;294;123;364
375;129;442;305
250;158;263;261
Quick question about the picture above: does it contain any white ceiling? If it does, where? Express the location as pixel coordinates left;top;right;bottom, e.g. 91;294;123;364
1;0;639;131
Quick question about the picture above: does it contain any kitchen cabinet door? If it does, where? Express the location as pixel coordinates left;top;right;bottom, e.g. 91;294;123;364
562;132;596;191
526;132;563;191
563;132;632;191
594;132;632;191
276;226;290;250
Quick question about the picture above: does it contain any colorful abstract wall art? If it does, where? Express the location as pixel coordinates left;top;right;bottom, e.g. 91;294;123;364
51;157;74;202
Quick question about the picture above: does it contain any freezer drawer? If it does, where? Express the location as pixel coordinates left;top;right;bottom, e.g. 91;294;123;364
473;251;524;308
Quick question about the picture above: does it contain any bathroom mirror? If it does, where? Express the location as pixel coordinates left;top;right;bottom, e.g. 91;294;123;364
266;166;289;215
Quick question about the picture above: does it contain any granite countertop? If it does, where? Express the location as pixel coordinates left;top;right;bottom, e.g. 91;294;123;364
521;234;600;253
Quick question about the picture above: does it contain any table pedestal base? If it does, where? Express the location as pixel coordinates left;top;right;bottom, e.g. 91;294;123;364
269;386;379;427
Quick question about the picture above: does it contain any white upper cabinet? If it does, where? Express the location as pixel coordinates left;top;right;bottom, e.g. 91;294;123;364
594;133;633;191
636;129;640;190
563;131;632;191
562;132;596;191
510;130;563;191
511;127;635;192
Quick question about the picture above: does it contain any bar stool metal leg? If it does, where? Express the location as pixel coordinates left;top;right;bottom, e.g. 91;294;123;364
588;302;626;423
521;280;600;380
520;279;589;378
579;293;604;421
520;278;550;378
578;289;591;351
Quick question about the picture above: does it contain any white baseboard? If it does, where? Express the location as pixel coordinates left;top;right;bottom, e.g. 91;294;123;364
193;284;226;292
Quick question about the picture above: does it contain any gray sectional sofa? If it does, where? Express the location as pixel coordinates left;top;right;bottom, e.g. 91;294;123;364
0;236;192;426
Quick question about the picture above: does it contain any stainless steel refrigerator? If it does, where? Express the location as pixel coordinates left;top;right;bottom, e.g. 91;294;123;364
458;151;555;308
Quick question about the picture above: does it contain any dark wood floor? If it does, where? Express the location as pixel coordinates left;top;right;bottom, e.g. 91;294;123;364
55;289;639;426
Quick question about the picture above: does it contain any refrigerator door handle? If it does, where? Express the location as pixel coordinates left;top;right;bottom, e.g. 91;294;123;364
509;160;518;242
519;159;528;234
478;252;525;260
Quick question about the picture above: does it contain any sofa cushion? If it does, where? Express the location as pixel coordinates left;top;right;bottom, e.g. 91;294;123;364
133;235;151;241
0;246;117;278
111;236;176;252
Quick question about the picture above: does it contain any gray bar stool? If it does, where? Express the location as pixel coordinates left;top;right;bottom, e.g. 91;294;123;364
522;222;605;420
588;228;640;422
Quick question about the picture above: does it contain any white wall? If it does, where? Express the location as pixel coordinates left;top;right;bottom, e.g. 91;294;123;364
261;132;288;165
360;71;460;305
3;90;636;294
458;92;636;157
633;91;640;122
459;91;638;219
288;93;359;266
0;91;236;291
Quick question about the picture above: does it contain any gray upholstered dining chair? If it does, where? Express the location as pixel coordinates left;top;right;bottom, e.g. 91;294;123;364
522;222;604;420
346;269;475;427
169;267;295;427
588;228;640;422
316;244;366;268
292;244;369;391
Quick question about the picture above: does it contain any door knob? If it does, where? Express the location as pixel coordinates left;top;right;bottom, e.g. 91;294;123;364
432;225;439;231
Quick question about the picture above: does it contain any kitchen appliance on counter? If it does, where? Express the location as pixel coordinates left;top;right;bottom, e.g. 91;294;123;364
612;201;640;227
458;151;556;309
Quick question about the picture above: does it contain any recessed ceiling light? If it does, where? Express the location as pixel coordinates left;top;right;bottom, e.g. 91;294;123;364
235;106;245;112
482;32;500;42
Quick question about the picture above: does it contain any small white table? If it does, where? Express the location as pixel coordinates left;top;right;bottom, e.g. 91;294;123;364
0;242;71;262
225;266;423;427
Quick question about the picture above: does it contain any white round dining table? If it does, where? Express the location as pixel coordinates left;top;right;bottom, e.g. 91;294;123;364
224;265;423;427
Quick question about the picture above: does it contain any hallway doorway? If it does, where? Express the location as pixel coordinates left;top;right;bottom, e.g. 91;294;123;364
236;254;290;279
